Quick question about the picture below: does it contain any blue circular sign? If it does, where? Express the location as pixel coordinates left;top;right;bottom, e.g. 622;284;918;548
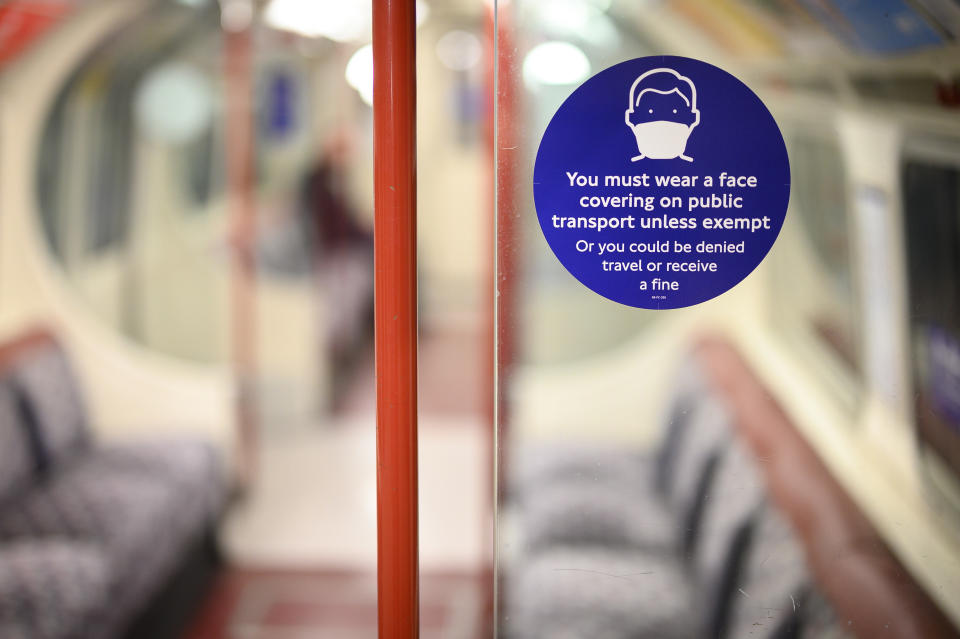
534;56;790;309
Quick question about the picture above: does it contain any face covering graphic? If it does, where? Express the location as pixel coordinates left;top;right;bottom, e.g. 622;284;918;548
625;68;700;162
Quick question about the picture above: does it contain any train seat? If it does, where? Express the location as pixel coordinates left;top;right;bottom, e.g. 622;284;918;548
515;478;676;553
724;505;809;639
86;439;225;520
511;356;708;496
507;546;696;639
502;349;864;638
505;419;769;638
513;361;726;554
698;336;958;638
0;327;226;639
688;440;768;637
0;539;111;639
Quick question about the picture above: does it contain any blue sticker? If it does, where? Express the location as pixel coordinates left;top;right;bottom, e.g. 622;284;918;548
534;56;790;309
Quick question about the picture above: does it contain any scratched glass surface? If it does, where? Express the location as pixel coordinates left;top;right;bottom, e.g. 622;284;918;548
493;1;960;637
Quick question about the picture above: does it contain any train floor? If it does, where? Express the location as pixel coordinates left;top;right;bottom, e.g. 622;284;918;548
184;568;485;639
201;319;490;637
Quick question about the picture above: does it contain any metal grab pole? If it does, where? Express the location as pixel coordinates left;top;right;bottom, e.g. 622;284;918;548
223;2;258;491
373;1;419;637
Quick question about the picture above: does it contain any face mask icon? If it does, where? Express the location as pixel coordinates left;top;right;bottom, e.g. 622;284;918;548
625;68;700;162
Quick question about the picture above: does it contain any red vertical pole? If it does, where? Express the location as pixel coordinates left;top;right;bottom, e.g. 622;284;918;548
224;4;258;490
494;0;520;492
373;1;419;638
481;5;497;636
491;1;520;630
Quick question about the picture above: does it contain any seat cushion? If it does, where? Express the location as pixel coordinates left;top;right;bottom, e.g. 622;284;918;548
675;440;766;638
0;383;33;504
11;344;88;469
519;481;674;553
506;548;696;639
87;439;225;518
0;456;211;619
511;444;650;501
0;540;111;639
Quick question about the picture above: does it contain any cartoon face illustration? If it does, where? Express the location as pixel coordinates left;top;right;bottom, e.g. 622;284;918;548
624;68;700;162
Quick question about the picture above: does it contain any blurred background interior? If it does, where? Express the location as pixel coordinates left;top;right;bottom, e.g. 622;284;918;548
0;0;959;638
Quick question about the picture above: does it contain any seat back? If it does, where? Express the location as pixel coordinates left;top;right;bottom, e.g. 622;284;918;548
652;355;710;497
0;328;89;474
689;439;767;638
724;505;810;639
667;393;732;519
0;384;33;506
697;336;959;639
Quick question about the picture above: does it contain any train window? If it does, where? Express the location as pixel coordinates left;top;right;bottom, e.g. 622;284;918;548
34;1;230;362
31;1;335;364
902;148;960;505
771;132;860;389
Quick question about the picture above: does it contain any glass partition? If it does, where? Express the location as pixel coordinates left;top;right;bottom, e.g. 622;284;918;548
494;1;960;637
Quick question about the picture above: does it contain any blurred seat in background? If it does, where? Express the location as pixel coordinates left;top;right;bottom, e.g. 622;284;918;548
504;339;959;639
0;327;226;639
